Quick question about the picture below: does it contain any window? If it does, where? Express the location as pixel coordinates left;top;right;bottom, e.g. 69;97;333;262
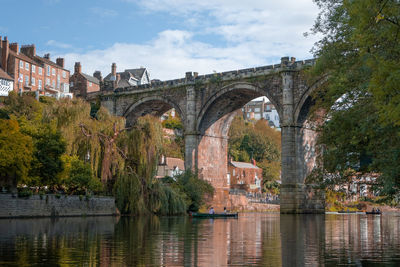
248;108;252;112
31;77;35;86
25;62;29;71
52;80;55;88
46;78;50;85
62;71;66;78
254;108;260;112
32;65;36;73
70;81;74;87
57;74;60;81
38;79;42;90
25;75;29;86
52;68;55;76
57;81;60;89
19;73;23;82
47;66;50;76
89;82;92;87
20;60;23;68
39;67;42;75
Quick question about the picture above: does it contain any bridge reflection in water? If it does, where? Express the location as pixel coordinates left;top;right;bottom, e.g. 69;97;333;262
0;213;399;266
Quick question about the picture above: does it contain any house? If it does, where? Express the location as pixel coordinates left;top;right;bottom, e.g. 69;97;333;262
242;99;280;129
69;62;100;98
0;36;70;98
227;159;262;193
103;63;150;88
332;173;379;201
156;156;185;178
0;67;13;96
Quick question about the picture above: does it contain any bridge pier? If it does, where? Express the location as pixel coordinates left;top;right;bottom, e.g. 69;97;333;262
280;70;325;213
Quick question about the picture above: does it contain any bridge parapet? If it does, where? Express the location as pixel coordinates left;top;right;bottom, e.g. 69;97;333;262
88;58;316;97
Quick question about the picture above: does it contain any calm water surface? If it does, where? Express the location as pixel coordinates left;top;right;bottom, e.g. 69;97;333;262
1;213;400;266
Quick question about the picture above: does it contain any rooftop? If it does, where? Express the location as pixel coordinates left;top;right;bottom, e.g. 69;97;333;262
230;161;260;169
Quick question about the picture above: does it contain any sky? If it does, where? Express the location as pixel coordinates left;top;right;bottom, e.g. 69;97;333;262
0;0;321;81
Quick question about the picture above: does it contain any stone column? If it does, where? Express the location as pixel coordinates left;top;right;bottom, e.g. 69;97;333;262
184;73;197;171
280;65;325;213
280;70;301;213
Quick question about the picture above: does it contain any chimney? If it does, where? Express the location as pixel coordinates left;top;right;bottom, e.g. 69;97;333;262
21;44;36;57
281;56;289;67
9;43;19;53
252;159;256;166
93;70;102;82
74;62;81;74
56;58;64;68
44;53;50;60
1;37;9;72
111;62;116;77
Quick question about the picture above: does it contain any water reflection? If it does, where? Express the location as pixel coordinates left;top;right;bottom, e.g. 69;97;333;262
1;213;400;266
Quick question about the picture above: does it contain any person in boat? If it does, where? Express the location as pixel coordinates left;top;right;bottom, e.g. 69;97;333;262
209;207;215;214
376;208;381;213
223;207;227;214
372;207;376;213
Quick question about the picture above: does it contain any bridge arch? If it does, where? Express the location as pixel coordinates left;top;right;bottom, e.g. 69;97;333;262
196;82;281;134
123;96;185;127
294;76;328;125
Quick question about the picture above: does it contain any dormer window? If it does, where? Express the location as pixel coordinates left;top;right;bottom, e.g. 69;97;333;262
128;77;137;86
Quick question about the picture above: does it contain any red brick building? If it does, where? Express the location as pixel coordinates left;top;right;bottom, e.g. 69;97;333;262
0;36;70;97
69;62;100;98
228;160;262;193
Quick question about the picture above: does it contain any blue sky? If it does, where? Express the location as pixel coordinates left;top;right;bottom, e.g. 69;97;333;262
0;0;321;80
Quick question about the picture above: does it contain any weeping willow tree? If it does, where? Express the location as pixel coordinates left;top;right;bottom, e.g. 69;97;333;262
114;115;187;215
43;98;126;188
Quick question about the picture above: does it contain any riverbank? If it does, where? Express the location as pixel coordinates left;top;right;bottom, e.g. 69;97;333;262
0;193;118;218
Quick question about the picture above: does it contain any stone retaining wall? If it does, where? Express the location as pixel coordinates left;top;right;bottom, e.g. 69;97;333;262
0;193;117;218
229;194;280;212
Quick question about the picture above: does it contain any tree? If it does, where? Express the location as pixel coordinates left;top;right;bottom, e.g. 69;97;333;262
0;119;33;190
62;156;103;194
309;0;400;198
29;124;66;187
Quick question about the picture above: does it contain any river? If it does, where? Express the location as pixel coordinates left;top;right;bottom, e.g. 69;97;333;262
0;213;399;266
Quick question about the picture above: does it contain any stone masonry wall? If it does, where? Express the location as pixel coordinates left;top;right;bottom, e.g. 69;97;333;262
0;194;117;218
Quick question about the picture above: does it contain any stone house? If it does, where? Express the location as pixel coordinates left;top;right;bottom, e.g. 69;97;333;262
156;156;185;178
103;63;150;88
0;36;70;98
227;160;262;193
69;62;100;98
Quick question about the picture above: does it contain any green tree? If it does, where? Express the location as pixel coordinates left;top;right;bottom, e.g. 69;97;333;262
0;119;33;190
29;124;66;187
309;0;400;198
60;155;103;194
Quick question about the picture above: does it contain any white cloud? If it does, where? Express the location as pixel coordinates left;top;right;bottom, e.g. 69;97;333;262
57;0;320;80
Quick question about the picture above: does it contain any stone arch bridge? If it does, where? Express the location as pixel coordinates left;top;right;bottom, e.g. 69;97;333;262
87;57;325;213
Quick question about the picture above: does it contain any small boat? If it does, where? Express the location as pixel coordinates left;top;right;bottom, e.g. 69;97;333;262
191;212;238;218
366;211;382;215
